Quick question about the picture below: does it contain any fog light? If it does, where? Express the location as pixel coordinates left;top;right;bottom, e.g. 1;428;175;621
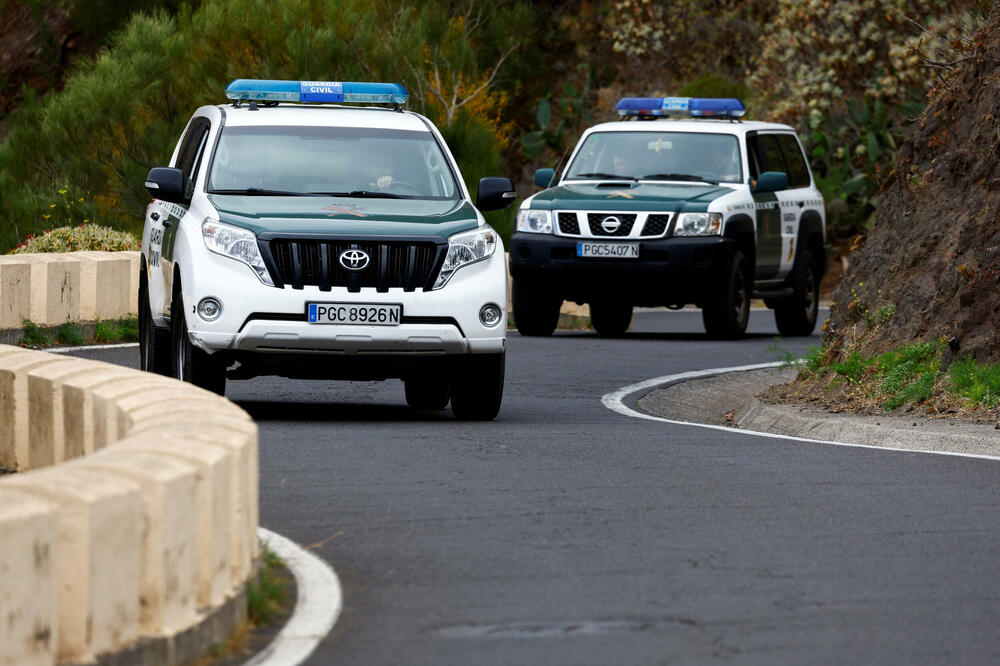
479;303;503;328
197;297;222;321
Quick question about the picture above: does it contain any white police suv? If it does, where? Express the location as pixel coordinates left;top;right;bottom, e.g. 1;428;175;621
139;80;515;420
510;97;829;339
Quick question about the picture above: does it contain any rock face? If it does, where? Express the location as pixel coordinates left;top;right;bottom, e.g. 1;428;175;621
828;10;1000;364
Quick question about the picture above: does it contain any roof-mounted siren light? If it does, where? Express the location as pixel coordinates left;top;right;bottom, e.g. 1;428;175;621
225;79;409;105
615;97;746;119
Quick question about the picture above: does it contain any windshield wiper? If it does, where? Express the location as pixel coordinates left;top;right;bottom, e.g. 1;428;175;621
317;190;413;199
210;188;322;196
641;173;718;184
571;172;637;181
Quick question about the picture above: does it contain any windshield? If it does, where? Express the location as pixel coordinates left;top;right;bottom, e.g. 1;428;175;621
564;131;743;184
207;125;460;199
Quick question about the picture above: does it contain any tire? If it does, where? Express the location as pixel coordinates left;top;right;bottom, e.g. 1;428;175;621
702;250;751;339
404;377;450;410
512;276;560;337
774;249;820;337
449;353;505;421
589;299;633;336
171;289;227;395
139;279;171;376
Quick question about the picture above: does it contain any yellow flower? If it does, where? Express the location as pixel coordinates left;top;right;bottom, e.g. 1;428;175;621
58;189;67;195
43;214;51;220
82;219;89;223
49;203;56;208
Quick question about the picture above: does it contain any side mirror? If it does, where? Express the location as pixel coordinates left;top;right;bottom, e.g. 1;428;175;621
145;167;191;204
752;171;788;194
534;168;556;189
476;177;516;212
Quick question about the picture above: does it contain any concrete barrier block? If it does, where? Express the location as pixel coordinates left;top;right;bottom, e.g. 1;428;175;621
0;351;73;473
0;487;59;666
85;374;176;449
121;251;141;315
4;465;142;663
69;252;133;321
60;366;140;458
26;360;94;467
79;448;199;636
0;257;32;330
126;417;257;586
113;438;233;609
26;255;81;326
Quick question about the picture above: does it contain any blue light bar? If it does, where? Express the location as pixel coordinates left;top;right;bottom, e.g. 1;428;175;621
616;97;745;118
225;79;409;105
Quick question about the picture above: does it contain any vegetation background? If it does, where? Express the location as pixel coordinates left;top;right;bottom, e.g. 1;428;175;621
0;0;986;254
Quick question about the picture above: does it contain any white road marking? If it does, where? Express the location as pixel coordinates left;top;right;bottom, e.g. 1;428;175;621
602;362;1000;462
242;527;343;666
45;342;139;354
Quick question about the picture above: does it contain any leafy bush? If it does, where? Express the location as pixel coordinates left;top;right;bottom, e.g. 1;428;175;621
0;0;535;252
11;224;139;253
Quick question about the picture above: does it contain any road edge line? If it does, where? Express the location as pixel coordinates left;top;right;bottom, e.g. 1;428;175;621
241;527;343;666
46;342;140;354
602;362;1000;463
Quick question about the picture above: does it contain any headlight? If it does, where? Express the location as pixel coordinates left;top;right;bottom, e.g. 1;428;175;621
433;225;498;289
516;209;552;234
672;212;722;236
202;219;274;286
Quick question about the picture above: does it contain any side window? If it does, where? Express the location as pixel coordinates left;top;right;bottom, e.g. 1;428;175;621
175;118;210;183
754;134;787;175
746;136;765;180
776;134;811;188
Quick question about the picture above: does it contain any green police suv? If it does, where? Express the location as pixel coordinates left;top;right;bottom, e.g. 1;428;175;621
510;96;828;339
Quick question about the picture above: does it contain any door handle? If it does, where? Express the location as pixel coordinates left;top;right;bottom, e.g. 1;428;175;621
162;219;173;228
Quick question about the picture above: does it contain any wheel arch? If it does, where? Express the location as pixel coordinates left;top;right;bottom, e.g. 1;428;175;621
723;213;756;275
797;211;826;276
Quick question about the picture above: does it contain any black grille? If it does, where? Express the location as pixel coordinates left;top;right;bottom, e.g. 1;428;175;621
266;239;442;292
641;214;671;236
558;213;580;235
587;213;636;237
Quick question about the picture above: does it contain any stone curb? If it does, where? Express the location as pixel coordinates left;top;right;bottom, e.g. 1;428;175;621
640;366;1000;458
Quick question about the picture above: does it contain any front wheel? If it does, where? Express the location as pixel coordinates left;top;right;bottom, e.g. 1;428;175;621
589;299;633;336
774;249;820;337
512;276;561;337
171;290;227;395
404;377;450;410
449;353;505;421
139;279;171;375
702;250;750;339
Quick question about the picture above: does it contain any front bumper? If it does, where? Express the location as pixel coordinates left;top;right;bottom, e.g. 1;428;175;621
181;244;507;358
509;232;736;306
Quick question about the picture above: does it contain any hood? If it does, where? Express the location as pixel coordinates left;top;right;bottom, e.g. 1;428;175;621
207;195;479;238
528;182;735;212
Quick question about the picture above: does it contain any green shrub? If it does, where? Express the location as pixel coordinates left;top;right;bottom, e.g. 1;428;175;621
948;357;1000;408
11;224;139;254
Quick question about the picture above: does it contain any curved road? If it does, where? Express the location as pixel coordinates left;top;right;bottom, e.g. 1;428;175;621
75;310;1000;664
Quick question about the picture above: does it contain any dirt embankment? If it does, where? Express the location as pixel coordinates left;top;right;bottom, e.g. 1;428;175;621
824;9;1000;365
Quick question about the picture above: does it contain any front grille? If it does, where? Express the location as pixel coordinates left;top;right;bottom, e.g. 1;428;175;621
558;212;580;235
587;213;636;237
641;214;671;236
266;239;442;292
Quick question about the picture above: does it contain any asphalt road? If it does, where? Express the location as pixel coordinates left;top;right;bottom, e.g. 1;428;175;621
72;309;1000;665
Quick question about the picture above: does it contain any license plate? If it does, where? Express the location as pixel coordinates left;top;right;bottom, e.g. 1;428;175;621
307;302;402;325
576;242;640;259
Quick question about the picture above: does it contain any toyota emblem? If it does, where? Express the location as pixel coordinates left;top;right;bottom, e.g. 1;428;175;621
339;249;370;271
601;216;622;233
